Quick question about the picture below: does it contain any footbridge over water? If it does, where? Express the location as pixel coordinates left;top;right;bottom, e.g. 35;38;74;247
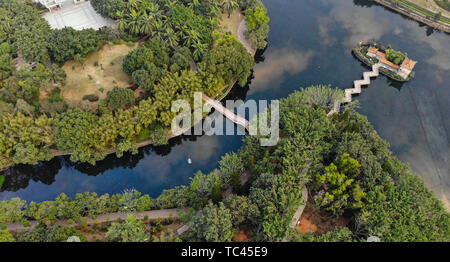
328;63;382;115
202;95;250;131
203;62;385;130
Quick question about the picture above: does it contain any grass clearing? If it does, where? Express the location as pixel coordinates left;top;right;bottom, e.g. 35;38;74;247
61;43;137;106
220;9;245;38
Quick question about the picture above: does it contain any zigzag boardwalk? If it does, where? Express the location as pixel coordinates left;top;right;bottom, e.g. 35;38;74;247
328;63;382;115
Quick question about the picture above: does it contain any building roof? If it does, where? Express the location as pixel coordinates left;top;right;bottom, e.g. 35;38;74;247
378;53;400;69
401;57;417;71
367;47;400;69
368;47;378;54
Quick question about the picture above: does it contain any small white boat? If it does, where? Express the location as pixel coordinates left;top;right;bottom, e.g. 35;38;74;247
187;158;192;165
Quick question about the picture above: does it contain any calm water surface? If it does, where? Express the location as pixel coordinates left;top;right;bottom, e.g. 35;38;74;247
1;0;449;207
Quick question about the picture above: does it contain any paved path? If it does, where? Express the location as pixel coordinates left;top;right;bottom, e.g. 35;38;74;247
328;63;382;115
42;1;114;30
202;94;250;130
7;208;189;232
238;20;256;55
288;187;309;229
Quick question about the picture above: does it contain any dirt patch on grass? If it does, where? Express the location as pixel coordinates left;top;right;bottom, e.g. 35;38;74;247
61;43;137;106
220;9;245;38
296;205;350;235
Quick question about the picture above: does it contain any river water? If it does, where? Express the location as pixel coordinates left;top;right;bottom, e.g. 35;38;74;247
1;0;449;208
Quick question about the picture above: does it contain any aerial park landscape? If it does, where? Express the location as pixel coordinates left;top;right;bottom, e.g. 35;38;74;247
0;0;449;245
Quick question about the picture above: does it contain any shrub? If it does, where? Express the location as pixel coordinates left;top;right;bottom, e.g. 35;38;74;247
150;128;169;146
21;219;30;227
82;94;99;102
104;87;135;111
385;47;406;65
18;224;87;242
0;229;15;242
106;215;148;242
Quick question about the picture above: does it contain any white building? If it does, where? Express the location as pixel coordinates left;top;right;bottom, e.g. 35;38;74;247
36;0;64;11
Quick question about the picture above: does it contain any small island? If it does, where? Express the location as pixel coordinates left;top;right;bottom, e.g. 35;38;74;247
353;41;417;82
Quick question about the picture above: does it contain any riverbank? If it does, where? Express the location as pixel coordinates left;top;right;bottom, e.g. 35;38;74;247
6;208;189;232
0;19;258;172
372;0;450;33
48;20;257;157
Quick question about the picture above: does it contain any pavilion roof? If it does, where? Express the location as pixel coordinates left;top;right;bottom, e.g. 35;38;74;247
401;57;417;71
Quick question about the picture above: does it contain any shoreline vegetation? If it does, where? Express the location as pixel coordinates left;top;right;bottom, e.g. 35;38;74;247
372;0;450;32
1;86;449;242
0;0;270;171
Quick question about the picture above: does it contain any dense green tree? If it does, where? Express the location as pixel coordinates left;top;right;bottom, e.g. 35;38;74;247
104;87;135;111
188;202;234;242
211;181;223;203
18;224;86;242
0;229;15;242
0;197;26;224
149;127;169;146
0;42;13;80
1;0;51;62
199;35;254;86
244;6;270;49
385;47;406;65
223;195;260;227
47;28;103;66
356;174;450;241
106;214;148;242
314;156;366;216
222;0;239;18
0;113;54;168
219;152;244;187
90;0;127;19
53;109;117;164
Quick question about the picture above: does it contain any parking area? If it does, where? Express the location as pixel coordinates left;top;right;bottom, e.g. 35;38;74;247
41;1;114;30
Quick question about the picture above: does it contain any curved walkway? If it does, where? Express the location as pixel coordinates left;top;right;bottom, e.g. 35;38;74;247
7;208;189;232
238;20;256;55
328;63;382;115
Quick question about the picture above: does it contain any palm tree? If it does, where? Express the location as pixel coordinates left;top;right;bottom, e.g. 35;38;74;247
188;0;201;10
115;11;127;32
127;9;141;35
164;0;178;11
192;42;207;61
127;0;142;11
183;30;200;48
222;0;239;18
164;27;179;49
139;12;153;35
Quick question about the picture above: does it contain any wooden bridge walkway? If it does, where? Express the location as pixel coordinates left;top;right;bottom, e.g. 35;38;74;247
328;63;382;115
202;94;250;130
